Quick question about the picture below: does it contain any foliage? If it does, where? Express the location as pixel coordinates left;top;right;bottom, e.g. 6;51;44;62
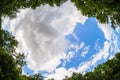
0;29;43;80
71;0;120;28
63;52;120;80
1;0;119;28
0;0;67;19
0;50;20;80
0;29;18;54
29;73;44;80
0;29;22;79
0;0;62;79
20;73;43;80
0;0;120;80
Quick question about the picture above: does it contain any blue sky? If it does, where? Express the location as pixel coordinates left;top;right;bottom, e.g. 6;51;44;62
2;1;120;80
22;17;120;79
63;18;106;69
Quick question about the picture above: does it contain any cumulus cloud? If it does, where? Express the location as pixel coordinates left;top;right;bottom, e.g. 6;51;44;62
3;1;87;73
2;1;120;80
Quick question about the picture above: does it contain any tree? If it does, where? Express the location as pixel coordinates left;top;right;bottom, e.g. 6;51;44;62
0;29;43;80
63;72;84;80
71;0;120;28
84;72;96;80
0;50;20;80
48;78;55;80
1;0;119;28
29;73;44;80
0;29;18;54
0;29;26;67
1;0;120;80
0;0;67;19
0;29;26;79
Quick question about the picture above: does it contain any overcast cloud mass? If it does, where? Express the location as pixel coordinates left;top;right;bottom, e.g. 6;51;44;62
2;1;120;80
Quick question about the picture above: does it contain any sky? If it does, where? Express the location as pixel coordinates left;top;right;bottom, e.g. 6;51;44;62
2;1;120;80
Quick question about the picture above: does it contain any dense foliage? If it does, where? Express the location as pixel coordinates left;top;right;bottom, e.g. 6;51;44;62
0;29;44;80
0;0;119;27
0;50;20;80
63;53;120;80
71;0;120;28
0;0;67;19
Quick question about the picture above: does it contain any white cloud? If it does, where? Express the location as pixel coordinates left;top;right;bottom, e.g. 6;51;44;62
98;23;120;55
2;9;29;33
72;33;79;41
62;51;75;66
78;23;119;70
65;41;111;74
72;41;108;73
81;46;90;57
95;39;101;51
45;16;120;80
91;41;110;64
79;42;85;50
75;23;120;74
98;23;113;40
69;42;85;53
62;41;86;66
2;1;87;73
116;27;120;33
49;22;120;79
66;51;75;62
45;67;75;80
2;1;120;80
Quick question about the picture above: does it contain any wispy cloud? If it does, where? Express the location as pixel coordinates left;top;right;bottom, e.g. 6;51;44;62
46;22;120;80
98;23;120;56
76;23;120;73
81;46;90;57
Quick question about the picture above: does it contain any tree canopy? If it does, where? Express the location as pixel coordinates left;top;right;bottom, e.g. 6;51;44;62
0;29;43;80
0;50;20;80
71;0;120;28
0;0;120;27
0;0;67;19
0;0;119;28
